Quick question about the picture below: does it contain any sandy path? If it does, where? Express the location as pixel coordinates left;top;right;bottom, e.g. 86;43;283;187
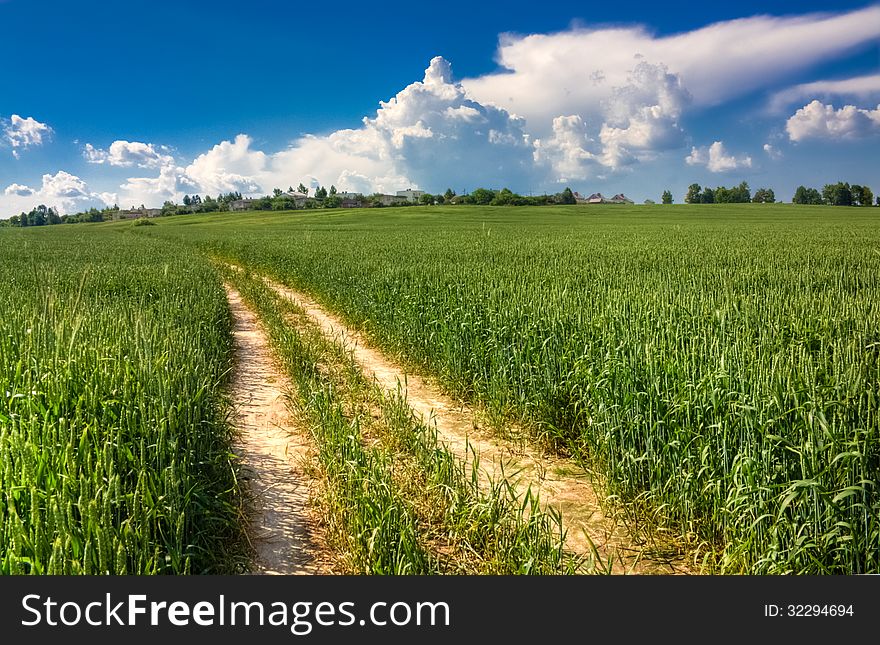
257;275;692;574
226;285;329;575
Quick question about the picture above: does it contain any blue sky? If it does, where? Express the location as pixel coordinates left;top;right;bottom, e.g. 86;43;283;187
1;0;878;214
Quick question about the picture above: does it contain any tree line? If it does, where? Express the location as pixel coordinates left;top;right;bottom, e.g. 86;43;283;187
657;181;876;206
792;182;875;206
1;185;574;228
2;204;119;227
6;179;876;228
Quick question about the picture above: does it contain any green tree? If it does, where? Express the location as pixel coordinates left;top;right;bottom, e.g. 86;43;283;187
731;181;751;203
470;188;496;205
329;185;337;196
853;184;873;206
822;182;853;206
314;186;328;200
419;193;433;205
661;190;673;204
793;185;823;204
701;187;715;204
26;205;48;226
444;188;456;202
685;183;702;203
752;187;776;203
273;188;283;197
296;183;309;195
558;187;576;205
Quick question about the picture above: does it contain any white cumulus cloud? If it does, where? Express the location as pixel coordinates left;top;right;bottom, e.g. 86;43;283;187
184;134;267;194
463;5;880;129
3;115;52;157
785;100;880;141
686;141;752;172
455;6;879;174
4;183;34;196
84;140;174;168
2;171;116;214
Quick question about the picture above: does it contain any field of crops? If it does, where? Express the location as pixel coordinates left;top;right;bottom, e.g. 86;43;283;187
0;227;244;573
150;204;879;574
2;204;878;575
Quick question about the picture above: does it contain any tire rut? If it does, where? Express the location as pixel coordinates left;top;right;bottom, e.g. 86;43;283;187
226;285;331;575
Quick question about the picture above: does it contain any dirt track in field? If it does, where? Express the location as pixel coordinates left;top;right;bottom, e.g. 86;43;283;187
225;285;331;575
258;275;693;574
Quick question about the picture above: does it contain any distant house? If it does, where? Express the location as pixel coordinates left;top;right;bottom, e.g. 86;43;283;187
118;208;161;219
230;199;257;211
340;198;362;209
282;191;309;206
574;192;634;205
396;188;425;203
376;194;409;206
336;191;363;200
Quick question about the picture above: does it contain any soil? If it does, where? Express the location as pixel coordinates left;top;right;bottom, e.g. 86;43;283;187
225;285;332;575
260;276;695;574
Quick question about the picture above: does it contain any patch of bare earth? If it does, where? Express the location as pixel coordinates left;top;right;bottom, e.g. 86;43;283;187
260;276;696;574
225;285;332;575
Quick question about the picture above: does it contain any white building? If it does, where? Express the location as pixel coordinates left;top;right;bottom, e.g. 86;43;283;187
396;188;425;203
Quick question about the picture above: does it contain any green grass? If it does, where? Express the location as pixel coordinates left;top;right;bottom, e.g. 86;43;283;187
146;203;879;574
0;226;245;574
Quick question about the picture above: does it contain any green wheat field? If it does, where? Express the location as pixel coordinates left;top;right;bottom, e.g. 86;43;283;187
1;204;878;574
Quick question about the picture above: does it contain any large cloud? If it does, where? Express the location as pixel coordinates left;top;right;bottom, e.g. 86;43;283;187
2;115;52;157
84;140;174;168
463;5;880;132
3;171;116;214
786;100;880;141
686;141;752;172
